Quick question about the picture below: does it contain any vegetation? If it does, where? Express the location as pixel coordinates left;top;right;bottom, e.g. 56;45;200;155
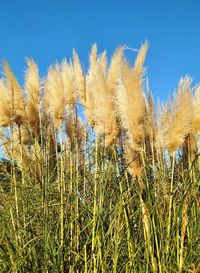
0;43;199;272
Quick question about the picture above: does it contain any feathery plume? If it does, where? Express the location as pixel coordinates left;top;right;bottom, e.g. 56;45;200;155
61;59;75;105
25;59;40;103
116;42;148;177
107;47;124;93
144;87;157;159
73;49;86;104
44;64;65;129
117;42;148;151
192;86;200;134
25;59;40;136
86;45;124;145
146;89;156;140
160;77;193;155
3;62;25;125
84;45;97;127
0;79;11;127
98;50;107;78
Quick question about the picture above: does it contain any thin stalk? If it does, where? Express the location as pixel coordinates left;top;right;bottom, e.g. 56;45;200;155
152;215;162;273
75;141;80;264
59;127;64;273
166;152;176;256
83;122;88;204
10;124;21;247
92;135;98;273
18;125;26;249
179;200;188;273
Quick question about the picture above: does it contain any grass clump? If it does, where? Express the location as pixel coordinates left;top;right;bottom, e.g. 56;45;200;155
0;43;199;273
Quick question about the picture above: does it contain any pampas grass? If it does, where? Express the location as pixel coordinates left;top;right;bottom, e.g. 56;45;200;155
0;44;199;273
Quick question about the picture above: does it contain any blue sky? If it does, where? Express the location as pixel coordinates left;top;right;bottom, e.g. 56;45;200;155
0;0;200;102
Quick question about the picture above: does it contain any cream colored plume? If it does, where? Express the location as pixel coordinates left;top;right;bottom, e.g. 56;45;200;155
160;77;193;155
0;79;11;127
25;59;40;135
146;89;156;142
61;59;75;105
86;45;124;145
107;46;124;93
117;42;148;151
84;45;97;127
73;50;86;104
144;87;158;159
98;50;107;78
44;64;65;129
3;62;25;125
25;59;40;103
192;86;200;134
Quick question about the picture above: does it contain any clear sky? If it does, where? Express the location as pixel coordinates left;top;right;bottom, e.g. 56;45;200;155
0;0;200;101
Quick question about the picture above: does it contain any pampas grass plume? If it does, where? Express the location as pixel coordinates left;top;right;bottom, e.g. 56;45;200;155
44;64;65;129
25;59;40;135
161;77;193;155
61;59;75;105
117;43;148;151
0;79;11;127
3;62;25;125
73;49;86;104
